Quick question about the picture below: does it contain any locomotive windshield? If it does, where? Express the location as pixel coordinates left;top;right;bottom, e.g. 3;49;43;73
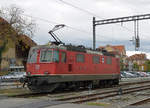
40;49;59;63
27;49;37;63
40;50;53;62
27;48;59;63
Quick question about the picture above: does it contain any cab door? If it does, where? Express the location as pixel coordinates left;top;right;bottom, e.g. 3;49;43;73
27;48;39;75
68;56;74;72
58;51;67;74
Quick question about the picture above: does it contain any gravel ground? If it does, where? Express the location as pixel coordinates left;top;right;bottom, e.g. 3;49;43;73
86;89;150;108
124;106;150;108
120;77;150;83
0;98;41;108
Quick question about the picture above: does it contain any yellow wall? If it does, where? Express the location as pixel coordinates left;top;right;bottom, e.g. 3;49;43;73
139;64;147;71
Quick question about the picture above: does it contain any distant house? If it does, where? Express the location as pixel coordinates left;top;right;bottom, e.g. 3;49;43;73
127;54;147;71
0;17;37;72
98;45;127;70
99;45;126;58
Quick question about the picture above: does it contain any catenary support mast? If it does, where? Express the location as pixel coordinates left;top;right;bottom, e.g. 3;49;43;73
93;14;150;50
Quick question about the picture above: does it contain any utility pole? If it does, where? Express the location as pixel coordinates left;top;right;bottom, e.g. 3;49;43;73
134;20;140;51
93;17;96;50
93;14;150;51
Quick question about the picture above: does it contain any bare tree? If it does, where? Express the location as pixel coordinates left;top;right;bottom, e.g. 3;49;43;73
0;5;36;38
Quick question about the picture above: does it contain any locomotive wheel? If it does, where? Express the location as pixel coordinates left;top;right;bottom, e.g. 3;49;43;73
27;83;59;93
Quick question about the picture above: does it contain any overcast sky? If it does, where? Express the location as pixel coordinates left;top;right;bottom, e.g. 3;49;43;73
1;0;150;54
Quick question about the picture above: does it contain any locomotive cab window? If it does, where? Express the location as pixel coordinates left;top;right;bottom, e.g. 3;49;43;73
76;54;85;63
40;50;53;62
93;56;100;64
61;52;66;63
40;50;59;63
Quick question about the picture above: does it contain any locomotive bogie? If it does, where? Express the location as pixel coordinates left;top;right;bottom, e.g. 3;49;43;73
25;74;119;92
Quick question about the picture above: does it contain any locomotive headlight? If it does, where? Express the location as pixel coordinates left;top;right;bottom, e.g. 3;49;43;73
27;72;31;75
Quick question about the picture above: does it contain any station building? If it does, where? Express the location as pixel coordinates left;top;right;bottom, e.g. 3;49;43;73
0;17;36;73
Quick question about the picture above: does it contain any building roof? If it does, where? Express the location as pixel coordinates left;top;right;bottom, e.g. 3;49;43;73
111;45;126;54
0;17;37;47
18;35;37;47
99;45;126;56
127;53;147;61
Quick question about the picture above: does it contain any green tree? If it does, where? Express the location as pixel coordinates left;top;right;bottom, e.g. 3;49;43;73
120;59;124;71
0;5;36;38
145;60;150;72
133;63;139;71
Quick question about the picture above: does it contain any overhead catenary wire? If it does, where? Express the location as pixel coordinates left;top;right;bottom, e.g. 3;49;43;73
58;0;150;51
58;0;128;41
19;1;128;41
22;14;89;33
58;0;140;35
59;0;102;19
17;1;137;43
22;14;59;25
21;13;113;40
58;0;136;48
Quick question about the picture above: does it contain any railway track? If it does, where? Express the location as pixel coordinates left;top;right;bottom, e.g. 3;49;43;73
9;80;150;100
11;92;49;98
73;85;150;104
129;97;150;106
55;83;150;104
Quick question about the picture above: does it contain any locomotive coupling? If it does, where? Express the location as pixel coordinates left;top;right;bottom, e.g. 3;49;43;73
19;77;28;88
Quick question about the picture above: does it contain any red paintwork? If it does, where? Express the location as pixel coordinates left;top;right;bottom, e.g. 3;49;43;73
27;48;120;76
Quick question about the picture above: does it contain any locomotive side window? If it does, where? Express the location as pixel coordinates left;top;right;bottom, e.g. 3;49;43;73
102;57;105;63
61;52;66;63
53;50;59;62
106;57;112;64
40;50;53;62
76;54;84;63
93;56;100;64
27;49;37;63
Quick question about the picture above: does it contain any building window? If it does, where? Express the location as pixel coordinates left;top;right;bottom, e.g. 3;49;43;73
76;54;85;63
102;57;105;63
93;56;100;64
106;57;112;64
61;52;66;63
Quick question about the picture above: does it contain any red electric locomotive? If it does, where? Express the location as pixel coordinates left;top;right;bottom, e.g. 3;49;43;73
23;25;120;92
